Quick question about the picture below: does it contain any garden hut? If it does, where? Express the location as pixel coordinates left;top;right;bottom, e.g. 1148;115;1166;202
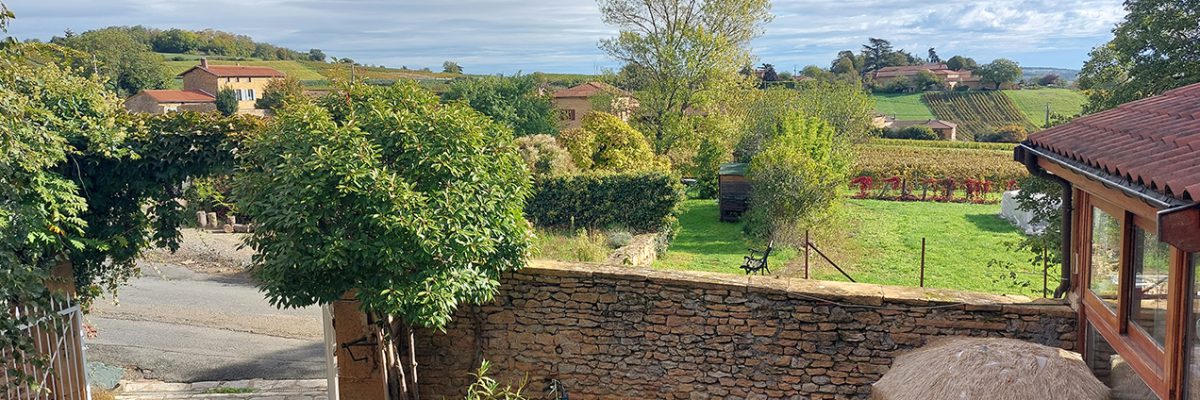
718;163;750;222
872;337;1109;400
1014;82;1200;400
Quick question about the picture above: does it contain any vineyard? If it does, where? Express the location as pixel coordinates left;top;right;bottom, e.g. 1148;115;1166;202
867;138;1017;151
923;91;1036;140
854;142;1028;183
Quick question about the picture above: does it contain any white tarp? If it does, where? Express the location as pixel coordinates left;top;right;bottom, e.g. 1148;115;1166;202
999;190;1053;235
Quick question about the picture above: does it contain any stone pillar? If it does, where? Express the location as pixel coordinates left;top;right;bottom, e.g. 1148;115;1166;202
332;292;389;400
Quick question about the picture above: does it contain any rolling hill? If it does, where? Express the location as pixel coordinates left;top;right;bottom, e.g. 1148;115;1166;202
922;91;1037;140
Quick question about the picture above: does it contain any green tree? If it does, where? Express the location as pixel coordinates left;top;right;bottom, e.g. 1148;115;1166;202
928;48;940;63
152;28;199;53
691;136;729;199
598;0;772;154
912;70;942;91
254;76;304;111
1078;0;1200;113
442;60;463;74
442;74;559;136
746;115;850;242
945;55;978;71
979;124;1028;143
978;58;1022;89
734;81;875;160
215;88;238;115
235;81;531;399
308;48;326;62
514;134;576;178
559;112;663;172
884;125;938;140
55;27;170;96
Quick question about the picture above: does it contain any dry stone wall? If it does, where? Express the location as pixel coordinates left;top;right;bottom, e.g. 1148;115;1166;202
415;262;1076;399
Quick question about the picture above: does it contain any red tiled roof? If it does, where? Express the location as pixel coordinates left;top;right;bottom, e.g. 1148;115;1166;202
179;65;285;78
1028;82;1200;201
138;89;215;103
553;82;630;98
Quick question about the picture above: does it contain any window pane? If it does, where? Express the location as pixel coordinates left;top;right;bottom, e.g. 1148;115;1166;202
1086;323;1157;400
1090;207;1121;312
1130;226;1170;347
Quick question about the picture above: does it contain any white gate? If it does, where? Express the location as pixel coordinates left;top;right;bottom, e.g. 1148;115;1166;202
3;298;92;400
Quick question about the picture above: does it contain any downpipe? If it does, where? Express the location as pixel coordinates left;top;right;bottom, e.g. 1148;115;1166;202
1017;144;1072;299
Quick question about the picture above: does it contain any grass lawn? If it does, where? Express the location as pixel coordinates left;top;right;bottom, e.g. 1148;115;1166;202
655;200;797;273
873;93;935;120
656;198;1051;296
1003;88;1087;126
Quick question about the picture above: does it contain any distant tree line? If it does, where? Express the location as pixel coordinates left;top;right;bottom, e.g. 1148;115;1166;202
51;26;325;61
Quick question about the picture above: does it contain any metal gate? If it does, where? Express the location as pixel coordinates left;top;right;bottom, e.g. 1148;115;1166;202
3;297;92;400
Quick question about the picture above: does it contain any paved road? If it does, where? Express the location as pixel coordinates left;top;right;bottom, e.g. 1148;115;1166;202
89;260;326;382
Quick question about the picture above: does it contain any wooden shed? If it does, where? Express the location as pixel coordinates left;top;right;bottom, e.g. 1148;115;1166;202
719;163;750;222
1015;82;1200;400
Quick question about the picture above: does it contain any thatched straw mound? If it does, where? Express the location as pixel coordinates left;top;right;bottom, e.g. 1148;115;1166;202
871;337;1110;400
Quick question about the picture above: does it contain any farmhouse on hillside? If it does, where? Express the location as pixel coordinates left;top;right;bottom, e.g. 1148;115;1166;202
552;81;639;129
124;58;285;115
883;118;959;141
1015;82;1200;400
873;63;983;90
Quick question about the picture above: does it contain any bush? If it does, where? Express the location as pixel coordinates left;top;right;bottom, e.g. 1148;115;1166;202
525;171;684;232
514;134;576;178
254;76;304;111
746;115;850;241
978;124;1028;143
559;112;665;172
215;88;238;116
883;125;939;140
606;230;634;249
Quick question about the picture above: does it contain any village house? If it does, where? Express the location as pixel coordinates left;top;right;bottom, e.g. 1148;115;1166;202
551;81;639;129
872;63;984;90
875;116;959;141
1016;82;1200;400
124;58;285;115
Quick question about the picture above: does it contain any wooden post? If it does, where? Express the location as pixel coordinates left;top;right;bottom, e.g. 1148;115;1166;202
1042;247;1049;298
207;212;219;229
323;305;340;400
196;211;208;228
803;231;810;279
919;238;926;287
332;292;388;400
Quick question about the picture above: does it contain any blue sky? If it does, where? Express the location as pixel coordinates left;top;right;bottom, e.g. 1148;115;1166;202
6;0;1125;74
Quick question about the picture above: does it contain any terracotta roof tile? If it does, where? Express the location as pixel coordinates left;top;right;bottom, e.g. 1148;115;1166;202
1028;82;1200;201
138;90;215;103
552;82;631;98
179;65;285;78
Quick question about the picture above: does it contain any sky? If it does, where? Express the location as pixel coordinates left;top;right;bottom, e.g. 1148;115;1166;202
6;0;1127;75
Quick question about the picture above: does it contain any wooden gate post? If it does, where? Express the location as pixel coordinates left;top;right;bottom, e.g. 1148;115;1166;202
331;291;388;400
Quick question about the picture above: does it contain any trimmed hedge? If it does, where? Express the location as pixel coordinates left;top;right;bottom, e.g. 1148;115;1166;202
526;171;684;232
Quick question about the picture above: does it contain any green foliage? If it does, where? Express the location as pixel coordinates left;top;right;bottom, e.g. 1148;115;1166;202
1011;175;1064;278
531;228;610;263
254;76;304;111
152;29;199;54
559;112;664;172
884;125;938;140
307;49;326;62
978;124;1028;143
977;59;1022;90
868;138;1015;150
745;115;849;240
599;0;772;154
881;76;914;93
734;81;875;161
912;70;942;91
443;74;559;136
464;360;527;400
854;142;1027;182
922;91;1035;140
53;27;170;96
513;134;576;178
525;171;684;232
235;81;531;330
945;55;978;71
215;88;238;116
442;60;463;74
691;136;729;199
1078;0;1200;113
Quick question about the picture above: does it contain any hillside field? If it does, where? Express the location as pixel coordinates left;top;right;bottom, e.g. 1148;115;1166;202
923;91;1037;140
1003;88;1087;127
873;93;934;119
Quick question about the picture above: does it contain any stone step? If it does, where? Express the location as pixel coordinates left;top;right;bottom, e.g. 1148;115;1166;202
116;379;327;400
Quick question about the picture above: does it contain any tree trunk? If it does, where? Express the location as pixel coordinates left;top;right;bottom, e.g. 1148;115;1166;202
403;324;420;400
382;314;408;400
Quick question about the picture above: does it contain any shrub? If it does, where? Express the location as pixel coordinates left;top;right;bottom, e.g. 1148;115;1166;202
525;171;684;232
746;115;850;241
215;88;238;116
690;136;728;199
884;125;939;140
606;230;634;249
979;124;1028;143
559;112;665;172
513;134;576;178
254;76;304;111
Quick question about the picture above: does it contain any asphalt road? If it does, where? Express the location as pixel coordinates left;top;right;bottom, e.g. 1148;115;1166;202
89;259;326;382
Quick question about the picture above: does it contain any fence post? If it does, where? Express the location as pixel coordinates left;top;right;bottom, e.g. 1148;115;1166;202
323;305;340;400
1042;247;1049;298
919;238;926;287
804;230;810;280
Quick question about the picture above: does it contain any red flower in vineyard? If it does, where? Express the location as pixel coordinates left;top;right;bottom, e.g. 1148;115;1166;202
883;176;902;190
850;176;873;198
1006;180;1019;191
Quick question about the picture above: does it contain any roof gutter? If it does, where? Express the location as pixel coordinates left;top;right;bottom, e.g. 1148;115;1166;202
1016;143;1074;299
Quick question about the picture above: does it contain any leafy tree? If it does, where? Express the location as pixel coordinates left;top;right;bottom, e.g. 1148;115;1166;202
307;48;326;62
760;63;779;82
152;28;199;53
946;55;978;71
442;60;463;74
860;38;895;76
734;81;875;160
1038;73;1062;87
912;70;942;91
928;48;940;63
514;134;576;178
830;50;863;75
978;58;1022;89
235;81;531;399
54;27;170;96
215;88;238;116
691;135;730;199
254;76;304;111
746;115;849;242
979;124;1028;143
884;125;938;140
1078;0;1200;113
881;76;915;93
442;74;559;136
559;112;663;172
598;0;772;154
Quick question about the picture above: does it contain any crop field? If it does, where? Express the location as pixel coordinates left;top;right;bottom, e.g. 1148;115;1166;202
164;59;328;81
854;141;1027;182
923;91;1037;140
867;138;1017;151
873;93;935;119
1003;88;1087;127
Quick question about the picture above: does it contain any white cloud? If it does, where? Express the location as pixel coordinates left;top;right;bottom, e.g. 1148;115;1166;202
5;0;1124;73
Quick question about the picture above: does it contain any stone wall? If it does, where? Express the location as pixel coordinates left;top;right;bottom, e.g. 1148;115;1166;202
415;262;1076;400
